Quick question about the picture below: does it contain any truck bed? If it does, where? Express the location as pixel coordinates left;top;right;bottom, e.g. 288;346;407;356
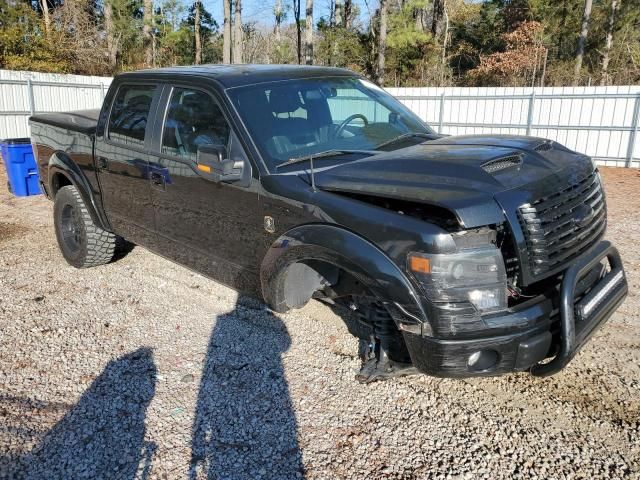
29;109;100;135
29;109;101;200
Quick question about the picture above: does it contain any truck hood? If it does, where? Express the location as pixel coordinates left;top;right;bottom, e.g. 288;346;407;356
313;134;591;228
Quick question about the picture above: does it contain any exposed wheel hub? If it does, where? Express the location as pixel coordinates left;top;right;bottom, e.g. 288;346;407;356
341;296;419;383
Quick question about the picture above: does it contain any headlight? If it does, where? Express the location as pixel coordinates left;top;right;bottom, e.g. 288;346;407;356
408;247;508;314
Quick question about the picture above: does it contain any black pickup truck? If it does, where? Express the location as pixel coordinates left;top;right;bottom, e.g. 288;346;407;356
29;65;628;382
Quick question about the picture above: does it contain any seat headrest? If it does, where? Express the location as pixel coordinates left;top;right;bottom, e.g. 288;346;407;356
128;95;152;111
269;89;302;114
182;93;202;108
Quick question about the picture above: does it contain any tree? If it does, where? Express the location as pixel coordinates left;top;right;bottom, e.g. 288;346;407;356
600;0;619;85
293;0;302;64
315;18;367;70
144;0;153;66
334;0;342;26
223;0;231;63
432;0;444;36
194;0;201;64
156;1;220;66
304;0;313;64
377;0;387;84
343;0;352;28
104;0;118;70
274;0;283;41
468;21;546;86
233;0;242;63
574;0;593;83
2;0;639;86
40;0;50;33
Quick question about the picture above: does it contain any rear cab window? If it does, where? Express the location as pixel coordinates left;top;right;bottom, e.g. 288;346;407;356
108;84;157;147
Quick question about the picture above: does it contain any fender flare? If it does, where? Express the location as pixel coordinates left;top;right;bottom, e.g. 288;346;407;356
48;152;112;232
260;223;429;329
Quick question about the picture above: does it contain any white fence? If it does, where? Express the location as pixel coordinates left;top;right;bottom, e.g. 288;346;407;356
0;70;112;139
0;70;638;167
387;86;640;168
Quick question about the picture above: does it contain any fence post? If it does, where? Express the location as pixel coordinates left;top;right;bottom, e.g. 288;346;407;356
26;78;36;116
100;82;106;99
438;92;446;134
526;90;536;136
626;94;640;168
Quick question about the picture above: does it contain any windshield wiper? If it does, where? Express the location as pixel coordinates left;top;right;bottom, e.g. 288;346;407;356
275;149;378;170
374;132;433;150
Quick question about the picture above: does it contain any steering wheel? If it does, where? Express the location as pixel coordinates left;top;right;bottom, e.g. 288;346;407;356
333;114;369;138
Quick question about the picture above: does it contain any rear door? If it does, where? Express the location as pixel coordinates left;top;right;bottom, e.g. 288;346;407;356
95;82;160;246
147;84;263;292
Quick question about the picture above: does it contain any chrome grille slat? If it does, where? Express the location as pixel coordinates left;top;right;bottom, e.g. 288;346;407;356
530;219;606;267
523;179;600;224
517;171;606;277
526;203;605;246
529;213;606;259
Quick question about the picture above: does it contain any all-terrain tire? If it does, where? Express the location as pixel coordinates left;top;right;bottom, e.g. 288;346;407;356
53;185;116;268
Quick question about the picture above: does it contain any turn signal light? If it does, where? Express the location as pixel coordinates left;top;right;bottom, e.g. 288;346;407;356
409;255;431;274
197;164;211;173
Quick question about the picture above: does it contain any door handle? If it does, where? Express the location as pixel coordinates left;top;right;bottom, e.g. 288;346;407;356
97;157;108;169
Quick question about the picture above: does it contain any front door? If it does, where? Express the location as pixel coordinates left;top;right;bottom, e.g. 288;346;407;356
148;85;263;293
95;83;159;247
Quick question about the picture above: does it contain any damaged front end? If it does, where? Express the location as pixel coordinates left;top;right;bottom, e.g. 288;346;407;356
285;135;629;380
318;174;627;379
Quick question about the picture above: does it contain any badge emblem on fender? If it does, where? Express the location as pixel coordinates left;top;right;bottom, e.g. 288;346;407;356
264;216;276;233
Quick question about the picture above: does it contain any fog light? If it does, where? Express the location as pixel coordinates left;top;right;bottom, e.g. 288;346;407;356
467;349;499;372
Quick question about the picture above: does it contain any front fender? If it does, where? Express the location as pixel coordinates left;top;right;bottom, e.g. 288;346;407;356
260;223;429;332
48;153;111;231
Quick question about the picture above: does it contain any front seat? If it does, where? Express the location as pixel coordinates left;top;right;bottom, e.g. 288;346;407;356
184;95;230;151
267;89;319;156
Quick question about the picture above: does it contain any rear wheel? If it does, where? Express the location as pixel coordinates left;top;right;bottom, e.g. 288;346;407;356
53;185;117;268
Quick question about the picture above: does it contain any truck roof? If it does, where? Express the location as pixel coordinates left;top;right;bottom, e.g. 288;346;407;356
116;64;358;89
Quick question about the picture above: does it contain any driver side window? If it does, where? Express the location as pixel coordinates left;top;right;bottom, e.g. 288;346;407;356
161;88;230;162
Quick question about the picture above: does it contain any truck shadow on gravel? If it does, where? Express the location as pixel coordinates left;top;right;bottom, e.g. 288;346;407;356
189;298;304;479
8;348;157;480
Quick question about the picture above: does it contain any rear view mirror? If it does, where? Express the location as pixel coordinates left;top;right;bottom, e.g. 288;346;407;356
196;144;244;183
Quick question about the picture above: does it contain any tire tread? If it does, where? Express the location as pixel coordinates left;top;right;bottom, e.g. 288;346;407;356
54;186;116;268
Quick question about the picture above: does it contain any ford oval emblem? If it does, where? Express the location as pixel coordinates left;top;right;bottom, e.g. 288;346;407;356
571;204;595;228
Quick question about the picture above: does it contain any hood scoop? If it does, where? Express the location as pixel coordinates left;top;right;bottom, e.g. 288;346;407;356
481;154;523;174
534;141;554;152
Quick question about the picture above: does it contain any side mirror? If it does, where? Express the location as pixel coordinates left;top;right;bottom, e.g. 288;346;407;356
196;144;244;183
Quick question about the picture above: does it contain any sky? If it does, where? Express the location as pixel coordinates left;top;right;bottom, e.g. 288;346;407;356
198;0;374;29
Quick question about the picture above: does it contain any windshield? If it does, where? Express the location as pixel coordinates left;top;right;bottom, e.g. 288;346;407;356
227;76;434;171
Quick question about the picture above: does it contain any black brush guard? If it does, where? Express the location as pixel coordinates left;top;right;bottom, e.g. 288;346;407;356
531;240;628;376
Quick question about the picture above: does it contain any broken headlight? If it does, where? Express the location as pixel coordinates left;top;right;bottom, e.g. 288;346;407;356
408;247;508;314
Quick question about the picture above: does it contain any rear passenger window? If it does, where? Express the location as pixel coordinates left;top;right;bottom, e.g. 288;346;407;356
108;84;157;147
161;88;230;162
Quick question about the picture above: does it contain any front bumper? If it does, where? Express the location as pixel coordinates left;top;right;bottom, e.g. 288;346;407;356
403;241;628;378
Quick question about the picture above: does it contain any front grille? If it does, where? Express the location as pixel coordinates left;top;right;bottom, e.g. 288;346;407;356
518;171;606;277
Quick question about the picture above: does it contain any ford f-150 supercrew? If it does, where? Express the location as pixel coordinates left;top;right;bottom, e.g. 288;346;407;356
29;65;628;382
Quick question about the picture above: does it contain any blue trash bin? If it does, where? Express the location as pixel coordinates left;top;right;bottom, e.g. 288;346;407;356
0;138;41;197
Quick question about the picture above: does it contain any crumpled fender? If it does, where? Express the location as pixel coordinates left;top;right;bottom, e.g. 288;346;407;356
260;223;428;329
48;152;111;231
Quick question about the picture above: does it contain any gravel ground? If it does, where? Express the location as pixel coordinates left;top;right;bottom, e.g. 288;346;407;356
0;165;639;479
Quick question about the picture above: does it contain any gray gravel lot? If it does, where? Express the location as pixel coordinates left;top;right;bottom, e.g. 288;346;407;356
1;166;639;479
